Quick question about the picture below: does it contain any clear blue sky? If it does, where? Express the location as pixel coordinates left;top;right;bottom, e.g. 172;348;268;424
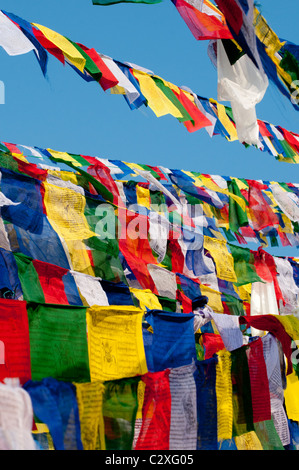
0;0;298;257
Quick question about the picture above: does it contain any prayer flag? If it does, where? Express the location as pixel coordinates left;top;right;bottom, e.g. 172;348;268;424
86;305;147;381
135;370;171;450
27;303;90;382
103;377;140;450
24;378;83;450
145;309;196;371
171;0;232;40
0;299;31;385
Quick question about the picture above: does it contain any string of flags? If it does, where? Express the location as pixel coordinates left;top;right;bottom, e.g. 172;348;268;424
0;9;299;162
93;0;299;146
3;139;299;249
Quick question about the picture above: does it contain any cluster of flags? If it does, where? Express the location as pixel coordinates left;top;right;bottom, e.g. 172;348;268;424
0;142;299;449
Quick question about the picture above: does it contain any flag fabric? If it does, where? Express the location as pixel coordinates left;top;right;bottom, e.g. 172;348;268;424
171;0;232;41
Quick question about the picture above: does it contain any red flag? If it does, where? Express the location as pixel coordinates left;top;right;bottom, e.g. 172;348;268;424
32;260;69;305
135;370;171;450
77;44;119;91
0;299;31;385
246;338;271;423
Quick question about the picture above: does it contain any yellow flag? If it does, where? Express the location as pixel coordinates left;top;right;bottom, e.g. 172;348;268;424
86;305;148;381
32;24;86;72
43;182;96;242
136;185;151;209
284;372;299;421
132;70;184;118
75;381;106;450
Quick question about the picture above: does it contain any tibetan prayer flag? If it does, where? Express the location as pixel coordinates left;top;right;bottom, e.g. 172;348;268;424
102;377;140;450
86;305;147;381
204;236;237;283
93;0;162;4
0;382;36;450
118;208;158;292
229;244;262;286
75;381;105;450
171;0;232;40
284;372;299;422
0;247;23;300
215;350;233;441
168;364;197;450
32;26;65;64
231;346;254;437
0;10;37;56
27;303;90;382
10;213;72;270
239;315;294;376
261;333;290;447
246;338;271;423
0;299;31;385
43;181;96;275
78;46;119;91
100;279;134;306
227;178;248;233
14;253;74;305
202;333;225;359
24;378;83;450
132;70;184;118
151;78;193;123
2;10;48;75
130;288;162;311
194;357;218;450
32;23;86;72
247;180;280;231
178;89;213;132
14;253;45;303
215;0;263;70
145;310;196;371
135;370;171;450
0;167;44;233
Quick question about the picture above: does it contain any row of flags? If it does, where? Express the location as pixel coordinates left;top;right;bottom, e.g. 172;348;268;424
0;9;299;161
0;1;299;451
3;139;299;250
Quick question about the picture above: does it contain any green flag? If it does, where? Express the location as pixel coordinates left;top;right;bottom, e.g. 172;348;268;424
229;244;262;286
27;302;90;383
227;179;248;233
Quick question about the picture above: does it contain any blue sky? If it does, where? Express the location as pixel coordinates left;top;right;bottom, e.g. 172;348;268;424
0;0;298;257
